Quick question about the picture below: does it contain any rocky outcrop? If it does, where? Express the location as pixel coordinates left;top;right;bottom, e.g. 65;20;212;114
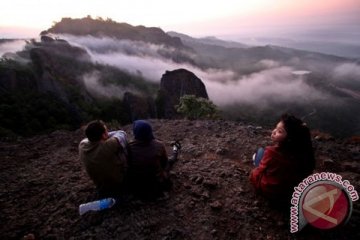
28;38;91;103
158;69;209;118
123;92;156;121
1;37;90;95
0;38;97;136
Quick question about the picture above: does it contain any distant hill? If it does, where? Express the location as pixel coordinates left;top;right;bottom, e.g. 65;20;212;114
235;36;360;60
167;31;249;49
42;17;351;76
168;31;348;75
44;16;187;50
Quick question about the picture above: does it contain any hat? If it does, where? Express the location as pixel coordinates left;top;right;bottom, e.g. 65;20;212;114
133;120;154;141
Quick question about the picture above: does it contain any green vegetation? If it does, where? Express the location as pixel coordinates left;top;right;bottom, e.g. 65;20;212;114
80;98;130;125
0;91;74;136
176;95;219;120
0;90;131;138
1;58;26;69
97;64;158;95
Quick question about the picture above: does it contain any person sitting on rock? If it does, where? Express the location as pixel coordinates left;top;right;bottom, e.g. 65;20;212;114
127;120;181;200
79;120;128;198
249;113;315;205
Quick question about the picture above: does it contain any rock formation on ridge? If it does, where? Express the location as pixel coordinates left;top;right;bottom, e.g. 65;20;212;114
158;69;209;118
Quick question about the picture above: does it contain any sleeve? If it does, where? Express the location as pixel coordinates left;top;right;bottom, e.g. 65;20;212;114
108;130;128;149
249;147;273;190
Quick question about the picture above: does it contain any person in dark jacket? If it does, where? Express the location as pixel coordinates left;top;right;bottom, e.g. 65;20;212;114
249;114;315;204
127;120;180;199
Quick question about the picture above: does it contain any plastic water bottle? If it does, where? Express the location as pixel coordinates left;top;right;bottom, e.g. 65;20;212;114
79;198;116;215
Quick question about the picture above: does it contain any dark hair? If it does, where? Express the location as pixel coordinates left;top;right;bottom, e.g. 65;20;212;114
85;120;106;142
278;113;315;176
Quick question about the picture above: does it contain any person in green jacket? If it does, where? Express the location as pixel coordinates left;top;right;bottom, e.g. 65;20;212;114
79;120;128;198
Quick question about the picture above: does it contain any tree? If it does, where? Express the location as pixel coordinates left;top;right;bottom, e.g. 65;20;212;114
176;95;219;120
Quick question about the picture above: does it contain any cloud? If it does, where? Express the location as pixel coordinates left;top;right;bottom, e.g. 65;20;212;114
60;34;194;59
61;34;237;82
205;67;328;106
0;40;26;58
255;59;281;69
90;52;177;82
333;63;360;81
61;35;330;106
82;71;139;99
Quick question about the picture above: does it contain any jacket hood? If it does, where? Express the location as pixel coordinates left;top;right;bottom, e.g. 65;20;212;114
79;138;100;152
133;120;154;142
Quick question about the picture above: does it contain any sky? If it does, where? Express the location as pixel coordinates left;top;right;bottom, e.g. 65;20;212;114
1;0;359;39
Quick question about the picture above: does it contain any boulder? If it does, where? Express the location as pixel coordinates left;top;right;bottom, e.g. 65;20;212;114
158;69;208;118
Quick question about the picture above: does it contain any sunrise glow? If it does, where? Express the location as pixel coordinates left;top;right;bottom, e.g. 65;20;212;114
1;0;359;38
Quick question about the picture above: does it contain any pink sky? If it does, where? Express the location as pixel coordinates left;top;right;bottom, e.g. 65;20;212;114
179;0;360;37
0;0;359;38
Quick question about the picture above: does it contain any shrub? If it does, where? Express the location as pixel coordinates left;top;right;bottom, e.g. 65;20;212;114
176;95;219;120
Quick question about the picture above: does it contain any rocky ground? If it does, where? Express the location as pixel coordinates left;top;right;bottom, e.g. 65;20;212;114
1;119;359;240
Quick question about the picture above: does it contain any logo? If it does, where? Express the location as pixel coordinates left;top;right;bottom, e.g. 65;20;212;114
290;172;358;233
302;182;350;229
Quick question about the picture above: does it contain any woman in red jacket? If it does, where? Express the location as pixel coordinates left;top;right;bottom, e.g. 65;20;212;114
249;114;315;204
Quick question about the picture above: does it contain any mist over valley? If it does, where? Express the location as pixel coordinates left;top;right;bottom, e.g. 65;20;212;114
1;17;360;137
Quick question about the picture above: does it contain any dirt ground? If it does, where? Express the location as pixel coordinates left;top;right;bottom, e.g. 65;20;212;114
1;119;359;239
